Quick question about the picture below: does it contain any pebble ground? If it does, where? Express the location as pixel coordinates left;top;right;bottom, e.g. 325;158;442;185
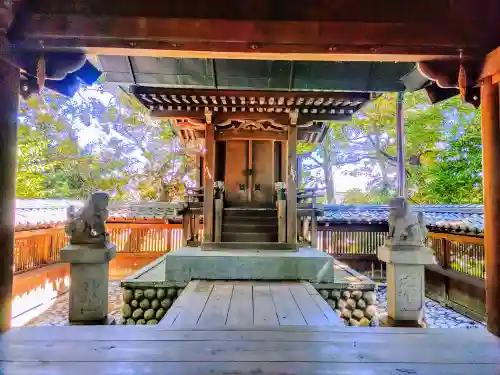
24;282;486;329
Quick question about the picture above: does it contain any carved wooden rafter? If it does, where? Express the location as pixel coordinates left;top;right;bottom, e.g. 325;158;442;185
215;119;287;133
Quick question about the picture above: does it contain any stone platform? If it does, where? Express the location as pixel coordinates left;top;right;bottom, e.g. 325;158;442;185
162;247;334;283
122;248;375;289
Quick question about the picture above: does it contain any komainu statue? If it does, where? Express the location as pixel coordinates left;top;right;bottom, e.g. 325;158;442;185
65;192;110;245
387;197;427;248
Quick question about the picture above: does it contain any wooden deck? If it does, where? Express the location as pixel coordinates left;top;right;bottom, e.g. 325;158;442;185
2;325;500;374
161;280;344;326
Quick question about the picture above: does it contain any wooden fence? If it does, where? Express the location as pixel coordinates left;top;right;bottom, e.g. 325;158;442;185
425;232;485;320
317;224;486;321
13;222;183;275
13;220;486;320
14;228;68;274
318;223;388;279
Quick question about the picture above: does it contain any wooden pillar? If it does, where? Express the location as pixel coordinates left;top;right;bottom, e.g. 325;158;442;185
280;141;287;182
195;155;202;188
0;60;19;332
395;92;406;197
286;121;298;245
481;76;500;336
214;182;224;243
310;195;318;248
203;116;215;243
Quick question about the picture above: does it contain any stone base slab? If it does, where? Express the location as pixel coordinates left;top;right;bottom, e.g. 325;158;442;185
377;245;434;265
60;243;117;264
163;247;334;283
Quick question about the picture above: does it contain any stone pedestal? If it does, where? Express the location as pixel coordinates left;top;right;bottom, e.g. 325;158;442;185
60;243;116;323
378;245;434;325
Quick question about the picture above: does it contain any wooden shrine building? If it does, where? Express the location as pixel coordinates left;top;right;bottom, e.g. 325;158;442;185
132;86;372;246
2;0;500;346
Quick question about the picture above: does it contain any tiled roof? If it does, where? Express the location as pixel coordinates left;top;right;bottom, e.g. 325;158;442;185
14;200;183;231
14;200;485;235
107;203;184;221
320;204;484;235
15;200;82;230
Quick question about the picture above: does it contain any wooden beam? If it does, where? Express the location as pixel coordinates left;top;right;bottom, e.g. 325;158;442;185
13;7;494;60
481;47;500;81
203;122;215;243
87;49;461;62
152;110;350;124
286;123;298;245
480;76;500;337
0;59;19;332
215;130;287;142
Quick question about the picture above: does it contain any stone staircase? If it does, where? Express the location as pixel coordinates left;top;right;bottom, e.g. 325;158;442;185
221;208;278;243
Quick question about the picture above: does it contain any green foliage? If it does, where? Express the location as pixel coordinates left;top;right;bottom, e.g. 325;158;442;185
325;91;482;204
410;111;483;204
17;86;192;201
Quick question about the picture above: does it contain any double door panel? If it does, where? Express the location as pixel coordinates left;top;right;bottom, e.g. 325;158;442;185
224;140;274;205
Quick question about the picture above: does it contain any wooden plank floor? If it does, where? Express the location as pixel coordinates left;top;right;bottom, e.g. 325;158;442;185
161;280;343;327
2;325;500;374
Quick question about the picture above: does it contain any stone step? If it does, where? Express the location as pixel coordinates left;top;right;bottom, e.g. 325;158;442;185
222;223;277;233
201;242;298;251
223;208;277;218
222;232;278;243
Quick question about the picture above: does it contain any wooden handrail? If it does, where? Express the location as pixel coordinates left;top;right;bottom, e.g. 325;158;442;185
13;221;187;275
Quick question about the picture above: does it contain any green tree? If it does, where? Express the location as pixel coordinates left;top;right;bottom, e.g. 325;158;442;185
17;86;193;201
17;89;129;199
410;110;482;204
325;91;480;204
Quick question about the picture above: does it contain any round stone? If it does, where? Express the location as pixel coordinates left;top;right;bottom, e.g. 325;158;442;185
359;317;371;326
132;308;144;320
362;291;377;305
346;299;357;311
123;289;134;304
342;290;351;299
341;309;352;320
167;288;177;297
330;290;341;300
326;299;336;308
144;289;156;300
364;305;377;320
356;299;366;309
177;288;184;297
139;299;150;310
134;289;144;301
319;290;329;299
349;318;360;326
161;298;173;309
121;304;132;318
126;318;135;325
144;309;155;321
151;299;161;310
136;319;146;325
131;300;139;308
351;290;363;300
156;308;166;320
352;309;364;320
336;299;346;310
156;288;166;300
147;319;159;325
